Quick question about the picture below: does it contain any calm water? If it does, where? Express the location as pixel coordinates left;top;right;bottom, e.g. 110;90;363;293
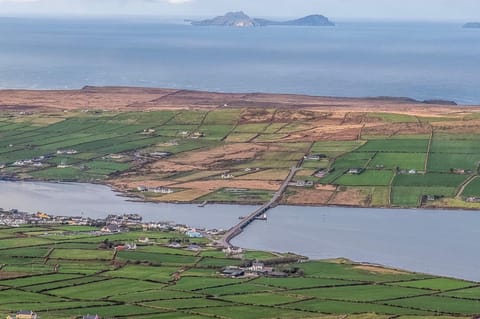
0;181;253;230
1;181;479;281
233;206;480;281
0;18;480;104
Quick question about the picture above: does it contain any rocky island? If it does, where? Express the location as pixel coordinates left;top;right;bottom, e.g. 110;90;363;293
463;22;480;28
189;11;335;27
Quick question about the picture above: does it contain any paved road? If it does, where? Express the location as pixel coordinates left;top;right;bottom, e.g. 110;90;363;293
217;166;300;248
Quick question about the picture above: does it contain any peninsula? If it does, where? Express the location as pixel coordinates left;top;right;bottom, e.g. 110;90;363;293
189;11;335;27
1;86;480;210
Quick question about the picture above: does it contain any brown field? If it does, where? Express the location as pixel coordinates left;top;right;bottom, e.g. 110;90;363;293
172;170;225;182
237;169;290;181
362;122;432;136
164;143;267;168
329;187;371;206
283;188;335;205
170;180;282;192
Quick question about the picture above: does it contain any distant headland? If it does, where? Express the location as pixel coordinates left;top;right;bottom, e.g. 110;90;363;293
463;22;480;28
187;11;335;27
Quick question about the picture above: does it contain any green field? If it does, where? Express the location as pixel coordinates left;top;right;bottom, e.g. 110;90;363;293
0;225;479;318
335;170;394;186
1;108;480;208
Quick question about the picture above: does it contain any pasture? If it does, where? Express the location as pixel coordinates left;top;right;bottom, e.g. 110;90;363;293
1;107;480;209
1;225;480;318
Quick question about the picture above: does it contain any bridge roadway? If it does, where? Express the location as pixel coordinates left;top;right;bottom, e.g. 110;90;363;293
217;166;301;248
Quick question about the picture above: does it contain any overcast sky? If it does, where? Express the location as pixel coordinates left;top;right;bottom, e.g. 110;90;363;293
0;0;478;21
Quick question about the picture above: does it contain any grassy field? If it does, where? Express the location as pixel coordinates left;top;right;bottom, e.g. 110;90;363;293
1;225;479;318
1;107;480;208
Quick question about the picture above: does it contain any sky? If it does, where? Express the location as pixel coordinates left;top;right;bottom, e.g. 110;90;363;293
0;0;478;21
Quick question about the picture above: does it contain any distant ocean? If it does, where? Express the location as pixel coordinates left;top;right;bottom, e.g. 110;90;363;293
0;17;479;104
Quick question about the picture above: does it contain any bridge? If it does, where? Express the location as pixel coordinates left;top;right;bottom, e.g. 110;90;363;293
217;166;301;248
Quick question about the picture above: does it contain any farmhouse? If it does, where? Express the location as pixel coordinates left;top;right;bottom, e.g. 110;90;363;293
168;242;182;248
149;151;172;158
348;168;363;175
303;154;325;161
152;187;174;194
223;246;244;255
190;132;204;139
83;315;101;319
187;244;202;251
101;224;122;233
249;262;265;272
6;311;37;319
136;186;148;192
293;180;314;187
142;128;156;135
56;149;78;155
185;229;203;238
138;237;150;243
313;168;328;178
221;173;234;179
221;267;245;278
452;168;472;175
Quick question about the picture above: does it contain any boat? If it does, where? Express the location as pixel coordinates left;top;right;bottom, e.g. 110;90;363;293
255;213;268;221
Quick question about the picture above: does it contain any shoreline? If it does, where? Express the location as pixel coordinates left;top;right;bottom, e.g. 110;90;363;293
0;205;470;282
2;178;480;212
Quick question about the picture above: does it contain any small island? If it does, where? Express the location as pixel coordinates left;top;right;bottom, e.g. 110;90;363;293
189;11;335;27
463;22;480;28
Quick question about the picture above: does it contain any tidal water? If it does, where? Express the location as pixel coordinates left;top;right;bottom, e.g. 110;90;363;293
0;18;479;104
0;181;252;230
1;181;479;281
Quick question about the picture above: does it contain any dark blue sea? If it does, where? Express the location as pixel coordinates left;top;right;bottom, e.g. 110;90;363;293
0;17;479;104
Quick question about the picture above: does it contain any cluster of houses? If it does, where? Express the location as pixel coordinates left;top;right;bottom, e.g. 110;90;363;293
11;155;49;168
6;311;100;319
465;197;480;203
7;149;79;170
136;185;174;194
6;310;38;319
0;210;93;227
